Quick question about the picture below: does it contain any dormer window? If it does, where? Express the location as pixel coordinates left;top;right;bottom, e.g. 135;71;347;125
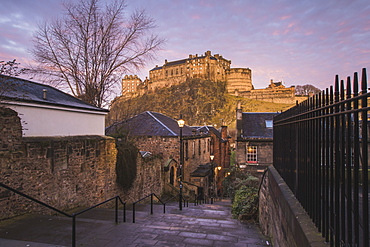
265;120;273;128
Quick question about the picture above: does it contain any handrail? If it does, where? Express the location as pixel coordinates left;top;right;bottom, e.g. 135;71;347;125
132;193;166;223
162;194;178;204
0;182;126;247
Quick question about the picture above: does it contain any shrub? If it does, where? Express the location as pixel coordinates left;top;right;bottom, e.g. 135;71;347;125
231;185;258;221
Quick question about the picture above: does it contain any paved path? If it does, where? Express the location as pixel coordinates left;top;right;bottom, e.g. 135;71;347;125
0;199;270;247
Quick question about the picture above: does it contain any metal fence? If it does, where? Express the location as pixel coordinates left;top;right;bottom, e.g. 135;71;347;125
273;68;369;247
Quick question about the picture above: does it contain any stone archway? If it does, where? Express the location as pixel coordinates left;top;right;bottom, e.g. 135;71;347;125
170;166;174;185
164;158;178;186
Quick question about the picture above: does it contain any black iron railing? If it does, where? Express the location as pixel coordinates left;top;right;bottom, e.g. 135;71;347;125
273;68;369;247
131;193;165;223
0;182;126;247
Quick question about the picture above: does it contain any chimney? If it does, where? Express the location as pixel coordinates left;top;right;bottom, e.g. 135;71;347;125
43;89;47;100
221;125;227;140
236;102;243;138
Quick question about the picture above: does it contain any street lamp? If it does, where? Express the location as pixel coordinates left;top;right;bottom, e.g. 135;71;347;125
177;115;185;210
210;154;215;203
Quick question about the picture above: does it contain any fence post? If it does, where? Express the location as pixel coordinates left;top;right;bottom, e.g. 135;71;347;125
72;215;76;247
123;202;126;222
133;203;136;223
151;194;153;214
115;197;118;224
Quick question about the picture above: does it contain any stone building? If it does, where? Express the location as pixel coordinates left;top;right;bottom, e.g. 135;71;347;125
239;79;296;104
235;103;279;178
121;50;297;104
106;111;215;199
148;51;237;91
192;125;231;196
121;75;149;98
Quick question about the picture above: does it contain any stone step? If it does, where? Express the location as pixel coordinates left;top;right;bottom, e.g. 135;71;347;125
0;199;271;246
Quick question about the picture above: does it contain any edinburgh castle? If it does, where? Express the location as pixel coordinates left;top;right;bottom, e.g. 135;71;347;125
122;50;296;104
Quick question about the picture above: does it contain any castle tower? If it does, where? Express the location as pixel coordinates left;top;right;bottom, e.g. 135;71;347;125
121;75;142;96
226;68;253;94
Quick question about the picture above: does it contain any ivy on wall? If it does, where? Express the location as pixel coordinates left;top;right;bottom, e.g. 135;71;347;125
114;134;139;190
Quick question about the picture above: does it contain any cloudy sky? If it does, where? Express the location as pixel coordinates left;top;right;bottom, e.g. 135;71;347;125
1;0;369;91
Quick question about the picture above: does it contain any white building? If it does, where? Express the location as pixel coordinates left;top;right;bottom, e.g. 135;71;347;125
0;75;108;137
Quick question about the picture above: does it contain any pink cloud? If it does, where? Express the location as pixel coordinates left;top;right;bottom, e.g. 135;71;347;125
191;14;201;20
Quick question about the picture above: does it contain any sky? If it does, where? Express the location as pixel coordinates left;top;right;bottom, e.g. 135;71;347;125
1;0;370;92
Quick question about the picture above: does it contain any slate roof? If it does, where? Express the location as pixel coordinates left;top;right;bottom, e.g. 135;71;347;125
190;164;211;177
192;126;221;139
105;111;195;137
0;75;108;112
150;56;218;71
241;112;279;139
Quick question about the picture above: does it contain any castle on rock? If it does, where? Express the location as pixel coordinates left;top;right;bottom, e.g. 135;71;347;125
122;51;296;104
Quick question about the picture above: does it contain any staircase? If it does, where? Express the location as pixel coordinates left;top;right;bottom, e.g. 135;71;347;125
0;200;270;247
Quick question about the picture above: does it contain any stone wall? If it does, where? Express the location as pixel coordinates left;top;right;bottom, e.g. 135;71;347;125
226;68;253;93
259;166;326;247
0;108;165;220
122;154;164;203
0;129;119;219
240;87;296;104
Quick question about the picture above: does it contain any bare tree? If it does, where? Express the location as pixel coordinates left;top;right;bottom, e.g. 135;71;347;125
0;60;30;101
30;0;164;107
295;84;321;96
0;59;28;77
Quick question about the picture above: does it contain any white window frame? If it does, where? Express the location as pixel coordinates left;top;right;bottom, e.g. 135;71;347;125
246;145;258;164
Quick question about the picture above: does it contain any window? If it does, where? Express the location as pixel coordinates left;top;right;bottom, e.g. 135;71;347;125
246;146;257;163
265;120;273;128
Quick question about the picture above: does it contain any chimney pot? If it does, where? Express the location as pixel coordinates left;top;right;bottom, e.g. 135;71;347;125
43;89;47;100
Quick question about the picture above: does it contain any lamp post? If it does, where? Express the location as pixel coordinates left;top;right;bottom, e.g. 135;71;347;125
210;155;215;203
177;115;185;210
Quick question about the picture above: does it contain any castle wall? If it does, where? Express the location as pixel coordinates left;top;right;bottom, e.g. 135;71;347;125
226;68;253;93
148;51;231;91
240;87;296;104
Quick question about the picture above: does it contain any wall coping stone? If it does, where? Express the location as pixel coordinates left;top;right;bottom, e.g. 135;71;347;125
22;135;114;142
266;166;327;247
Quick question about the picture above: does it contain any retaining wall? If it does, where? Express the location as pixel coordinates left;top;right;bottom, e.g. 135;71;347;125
259;166;327;247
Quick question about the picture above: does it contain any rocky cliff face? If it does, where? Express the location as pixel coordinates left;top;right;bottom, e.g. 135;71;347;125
106;78;293;129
